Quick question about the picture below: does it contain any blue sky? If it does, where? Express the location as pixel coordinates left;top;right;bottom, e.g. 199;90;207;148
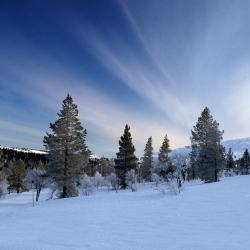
1;0;250;157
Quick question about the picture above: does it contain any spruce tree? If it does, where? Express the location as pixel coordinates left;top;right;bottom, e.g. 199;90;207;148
239;149;250;175
159;134;171;163
44;94;89;198
157;134;172;177
141;137;153;181
190;107;225;183
115;124;138;189
225;148;235;174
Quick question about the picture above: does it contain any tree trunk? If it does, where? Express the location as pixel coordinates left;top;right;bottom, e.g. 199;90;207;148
214;168;218;182
62;185;67;198
36;187;41;202
63;139;69;198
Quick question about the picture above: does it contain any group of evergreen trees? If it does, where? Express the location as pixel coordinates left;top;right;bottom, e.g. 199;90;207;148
114;106;250;188
225;148;250;176
0;153;46;196
1;94;250;199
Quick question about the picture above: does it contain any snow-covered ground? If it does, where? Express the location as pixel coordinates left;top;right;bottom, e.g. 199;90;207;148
1;176;250;250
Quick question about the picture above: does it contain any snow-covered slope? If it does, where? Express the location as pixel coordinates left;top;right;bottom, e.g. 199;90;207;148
222;137;250;156
167;137;250;158
0;146;100;159
1;175;250;250
0;146;47;154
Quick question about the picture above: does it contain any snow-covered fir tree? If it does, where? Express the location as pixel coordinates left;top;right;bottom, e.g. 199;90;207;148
115;124;138;189
140;136;153;181
190;107;225;183
44;94;89;198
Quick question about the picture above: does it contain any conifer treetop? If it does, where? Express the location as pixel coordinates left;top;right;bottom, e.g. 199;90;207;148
158;134;171;164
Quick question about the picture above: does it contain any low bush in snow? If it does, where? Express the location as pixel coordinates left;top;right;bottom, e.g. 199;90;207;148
25;168;49;202
106;173;119;191
93;171;105;189
151;173;162;187
125;169;137;192
80;174;95;196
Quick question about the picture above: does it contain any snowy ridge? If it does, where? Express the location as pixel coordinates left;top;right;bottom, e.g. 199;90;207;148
0;145;100;159
0;146;47;155
89;154;100;159
222;137;250;156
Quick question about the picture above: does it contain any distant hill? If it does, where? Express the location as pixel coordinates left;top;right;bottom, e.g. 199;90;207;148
222;137;250;157
0;146;99;160
153;137;250;159
0;146;47;155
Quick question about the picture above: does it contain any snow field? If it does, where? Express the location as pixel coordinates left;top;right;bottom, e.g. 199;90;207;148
0;176;250;250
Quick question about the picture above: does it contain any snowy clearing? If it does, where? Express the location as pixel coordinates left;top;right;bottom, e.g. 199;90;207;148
1;175;250;250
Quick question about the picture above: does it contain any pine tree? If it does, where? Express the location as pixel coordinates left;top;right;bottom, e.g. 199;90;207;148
140;137;153;181
44;94;89;198
225;148;235;175
7;159;27;193
157;134;172;177
239;149;250;175
190;107;225;183
159;134;171;163
115;124;138;189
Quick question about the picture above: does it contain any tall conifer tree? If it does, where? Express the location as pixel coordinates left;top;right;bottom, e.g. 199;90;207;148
157;134;172;177
190;107;225;183
226;148;235;172
159;134;171;163
115;124;138;189
141;137;153;181
44;94;89;198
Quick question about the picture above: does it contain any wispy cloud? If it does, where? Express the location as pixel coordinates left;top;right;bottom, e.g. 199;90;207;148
0;54;188;155
80;33;198;131
0;119;44;148
222;61;250;140
118;0;174;86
